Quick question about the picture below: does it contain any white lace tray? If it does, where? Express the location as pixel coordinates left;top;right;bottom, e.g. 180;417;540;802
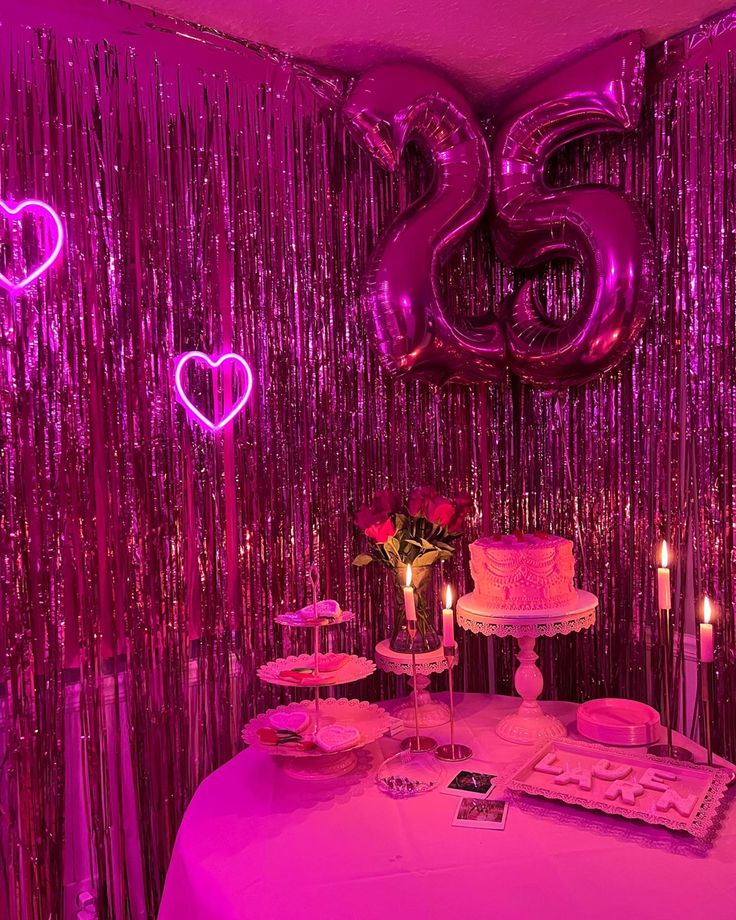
504;738;730;839
257;653;376;688
241;698;392;758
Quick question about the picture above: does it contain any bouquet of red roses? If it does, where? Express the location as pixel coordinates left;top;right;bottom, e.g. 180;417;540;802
353;486;472;651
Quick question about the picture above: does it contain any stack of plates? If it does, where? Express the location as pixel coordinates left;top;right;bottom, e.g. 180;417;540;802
577;698;660;746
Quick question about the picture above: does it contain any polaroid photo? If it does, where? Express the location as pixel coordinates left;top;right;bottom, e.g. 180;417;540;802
440;770;497;799
452;797;508;830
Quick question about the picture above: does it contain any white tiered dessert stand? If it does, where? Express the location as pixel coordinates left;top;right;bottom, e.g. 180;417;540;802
457;591;597;744
248;587;385;778
374;639;454;728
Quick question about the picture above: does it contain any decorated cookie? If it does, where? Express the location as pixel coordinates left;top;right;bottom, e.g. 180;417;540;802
255;725;314;749
553;766;592;791
278;669;311;683
270;710;310;734
256;727;301;746
655;788;696;817
317;653;349;672
282;599;344;625
315;724;360;753
592;759;632;781
278;668;338;685
534;752;563;775
604;779;645;805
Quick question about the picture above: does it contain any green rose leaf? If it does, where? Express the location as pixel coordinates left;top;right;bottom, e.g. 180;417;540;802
414;550;440;567
352;554;374;566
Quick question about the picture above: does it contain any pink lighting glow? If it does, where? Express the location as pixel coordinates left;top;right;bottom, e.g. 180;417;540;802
174;351;254;431
0;198;64;292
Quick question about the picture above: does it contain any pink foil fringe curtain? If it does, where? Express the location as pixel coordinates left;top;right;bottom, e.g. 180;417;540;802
1;4;735;917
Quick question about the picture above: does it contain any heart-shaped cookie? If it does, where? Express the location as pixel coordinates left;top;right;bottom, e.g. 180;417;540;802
315;724;360;753
269;710;310;734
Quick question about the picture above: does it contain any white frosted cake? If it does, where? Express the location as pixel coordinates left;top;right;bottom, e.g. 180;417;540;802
468;532;577;612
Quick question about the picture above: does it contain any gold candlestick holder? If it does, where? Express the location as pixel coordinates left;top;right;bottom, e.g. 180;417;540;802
309;562;321;730
400;619;437;753
435;644;472;762
649;606;692;762
701;661;714;767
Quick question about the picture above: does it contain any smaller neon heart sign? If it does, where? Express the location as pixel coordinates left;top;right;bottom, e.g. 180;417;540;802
0;199;64;293
174;351;254;432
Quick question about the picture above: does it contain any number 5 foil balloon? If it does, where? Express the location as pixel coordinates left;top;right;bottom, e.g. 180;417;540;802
344;64;505;383
491;33;656;387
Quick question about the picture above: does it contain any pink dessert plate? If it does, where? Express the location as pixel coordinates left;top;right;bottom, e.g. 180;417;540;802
577;697;660;746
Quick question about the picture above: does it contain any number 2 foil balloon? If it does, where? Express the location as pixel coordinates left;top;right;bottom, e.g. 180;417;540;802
343;63;506;384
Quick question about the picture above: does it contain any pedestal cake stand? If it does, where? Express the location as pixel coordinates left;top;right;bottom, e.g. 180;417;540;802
374;640;455;728
457;591;597;744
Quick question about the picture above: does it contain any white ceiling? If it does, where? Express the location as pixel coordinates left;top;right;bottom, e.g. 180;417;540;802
142;0;734;106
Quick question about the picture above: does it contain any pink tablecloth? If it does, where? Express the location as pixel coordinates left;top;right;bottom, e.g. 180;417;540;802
158;693;736;920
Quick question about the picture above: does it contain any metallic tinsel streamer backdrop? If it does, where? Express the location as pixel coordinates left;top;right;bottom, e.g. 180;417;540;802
0;4;735;917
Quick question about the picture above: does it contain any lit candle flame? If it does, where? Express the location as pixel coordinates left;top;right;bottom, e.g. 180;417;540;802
660;540;668;568
445;584;453;609
405;564;412;588
704;596;712;625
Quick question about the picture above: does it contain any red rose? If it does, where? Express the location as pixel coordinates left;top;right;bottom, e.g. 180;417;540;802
365;518;396;543
446;510;465;532
355;503;379;530
372;489;402;515
355;490;402;532
426;496;456;529
454;492;474;512
446;493;473;532
408;485;438;517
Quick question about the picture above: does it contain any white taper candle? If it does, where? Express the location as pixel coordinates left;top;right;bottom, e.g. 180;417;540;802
700;596;714;663
657;540;671;610
442;584;455;647
403;563;417;623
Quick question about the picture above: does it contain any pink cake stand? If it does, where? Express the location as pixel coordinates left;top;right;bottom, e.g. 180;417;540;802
374;640;454;728
457;592;597;745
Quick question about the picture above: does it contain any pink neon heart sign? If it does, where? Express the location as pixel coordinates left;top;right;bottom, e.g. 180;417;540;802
0;199;64;293
174;351;254;431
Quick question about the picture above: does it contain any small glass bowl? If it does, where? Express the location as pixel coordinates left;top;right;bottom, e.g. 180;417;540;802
376;750;443;798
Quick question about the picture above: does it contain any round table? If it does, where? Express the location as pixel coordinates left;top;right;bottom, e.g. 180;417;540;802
158;694;736;920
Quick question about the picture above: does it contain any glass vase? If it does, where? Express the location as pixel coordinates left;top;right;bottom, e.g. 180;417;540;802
389;564;441;653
